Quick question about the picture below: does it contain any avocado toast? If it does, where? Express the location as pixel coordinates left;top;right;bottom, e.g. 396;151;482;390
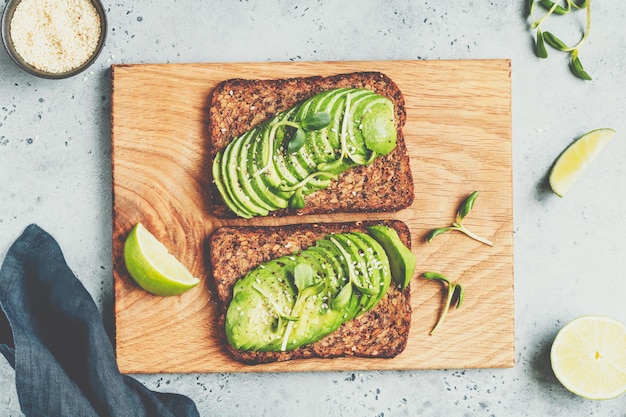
208;71;414;218
209;220;413;364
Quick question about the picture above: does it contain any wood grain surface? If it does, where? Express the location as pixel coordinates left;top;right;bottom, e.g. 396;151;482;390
111;60;514;374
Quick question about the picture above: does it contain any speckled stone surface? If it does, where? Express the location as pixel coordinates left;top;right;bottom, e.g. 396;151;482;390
2;1;626;416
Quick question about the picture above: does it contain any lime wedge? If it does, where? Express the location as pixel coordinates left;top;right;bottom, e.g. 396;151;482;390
551;316;626;400
123;223;200;296
549;128;616;197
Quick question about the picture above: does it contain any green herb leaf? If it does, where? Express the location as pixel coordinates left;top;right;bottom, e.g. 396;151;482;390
535;30;549;58
543;31;570;51
288;128;306;153
426;227;451;243
280;276;324;351
422;272;464;335
294;263;315;292
529;0;593;80
301;112;331;131
298;280;325;299
422;271;450;283
539;0;569;14
331;281;353;310
271;316;282;332
288;188;305;209
452;284;465;309
457;191;479;221
527;0;535;16
570;54;592;80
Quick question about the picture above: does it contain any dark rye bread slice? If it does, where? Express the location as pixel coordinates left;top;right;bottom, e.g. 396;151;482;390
208;71;414;218
209;220;412;364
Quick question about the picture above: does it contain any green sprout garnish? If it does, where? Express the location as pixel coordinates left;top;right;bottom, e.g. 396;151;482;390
280;263;325;351
427;191;494;246
255;111;331;176
422;272;464;335
528;0;592;80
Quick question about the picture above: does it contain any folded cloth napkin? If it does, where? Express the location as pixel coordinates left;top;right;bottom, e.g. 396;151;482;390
0;224;200;417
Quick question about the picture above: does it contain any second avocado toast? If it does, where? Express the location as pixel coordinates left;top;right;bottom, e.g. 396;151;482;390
209;221;414;364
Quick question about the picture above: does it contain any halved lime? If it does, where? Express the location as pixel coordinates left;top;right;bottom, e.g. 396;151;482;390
123;223;200;296
551;316;626;400
549;128;616;197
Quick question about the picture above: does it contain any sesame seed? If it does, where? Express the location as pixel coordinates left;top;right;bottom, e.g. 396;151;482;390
9;0;102;73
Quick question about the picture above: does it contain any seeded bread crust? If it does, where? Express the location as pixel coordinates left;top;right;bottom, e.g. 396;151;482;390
209;220;412;364
208;71;414;218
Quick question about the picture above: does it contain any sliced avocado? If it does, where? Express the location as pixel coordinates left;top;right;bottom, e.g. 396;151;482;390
278;128;310;182
211;151;238;216
244;128;289;209
306;246;342;299
294;89;330;122
323;90;349;152
225;229;398;352
306;89;345;162
367;225;416;289
213;88;397;218
342;90;369;143
352;93;382;164
306;245;353;330
345;232;381;313
286;252;343;347
328;233;378;316
255;115;298;196
360;101;396;155
351;231;392;312
226;258;296;351
348;92;387;162
314;238;361;320
268;112;306;184
213;147;254;218
225;288;274;350
223;130;269;217
236;128;275;213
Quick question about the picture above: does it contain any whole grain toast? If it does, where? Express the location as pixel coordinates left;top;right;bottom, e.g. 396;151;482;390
209;220;412;364
208;71;414;218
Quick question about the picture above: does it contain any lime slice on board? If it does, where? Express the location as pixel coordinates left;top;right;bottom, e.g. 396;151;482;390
549;128;616;197
123;223;200;296
550;316;626;400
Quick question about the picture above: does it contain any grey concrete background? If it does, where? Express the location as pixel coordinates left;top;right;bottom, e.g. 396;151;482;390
2;0;626;415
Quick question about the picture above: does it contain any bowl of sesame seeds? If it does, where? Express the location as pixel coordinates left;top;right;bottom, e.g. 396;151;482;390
2;0;107;79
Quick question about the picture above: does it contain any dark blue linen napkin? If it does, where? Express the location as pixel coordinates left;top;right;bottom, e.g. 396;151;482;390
0;224;200;417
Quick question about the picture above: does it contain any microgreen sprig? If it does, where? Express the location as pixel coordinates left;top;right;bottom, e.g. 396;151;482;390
288;112;332;153
529;0;592;80
329;236;380;297
251;282;299;332
422;272;464;335
331;279;353;310
427;191;494;246
281;263;325;351
255;111;331;176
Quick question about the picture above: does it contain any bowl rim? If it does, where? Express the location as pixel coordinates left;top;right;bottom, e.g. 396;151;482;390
1;0;108;79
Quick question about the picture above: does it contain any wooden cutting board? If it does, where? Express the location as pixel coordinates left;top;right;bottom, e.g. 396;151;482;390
111;60;514;374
